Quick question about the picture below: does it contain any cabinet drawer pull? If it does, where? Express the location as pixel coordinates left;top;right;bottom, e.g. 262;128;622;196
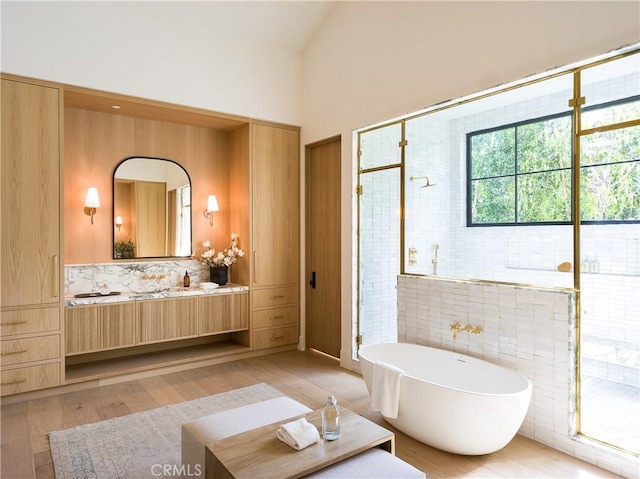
52;254;59;299
269;295;285;300
270;335;285;341
1;378;30;386
0;320;29;326
269;315;285;320
1;349;28;356
253;251;257;285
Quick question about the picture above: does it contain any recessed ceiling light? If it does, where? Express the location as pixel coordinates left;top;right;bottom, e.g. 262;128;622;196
111;105;121;110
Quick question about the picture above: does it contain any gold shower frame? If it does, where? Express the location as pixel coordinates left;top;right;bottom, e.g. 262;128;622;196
355;45;640;456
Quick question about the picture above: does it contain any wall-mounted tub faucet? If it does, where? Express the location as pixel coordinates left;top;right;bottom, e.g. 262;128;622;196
450;322;483;340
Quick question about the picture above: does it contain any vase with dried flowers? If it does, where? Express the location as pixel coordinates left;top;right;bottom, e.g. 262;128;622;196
199;233;244;285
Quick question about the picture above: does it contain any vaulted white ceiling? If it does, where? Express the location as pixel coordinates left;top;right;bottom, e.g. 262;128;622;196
172;1;336;52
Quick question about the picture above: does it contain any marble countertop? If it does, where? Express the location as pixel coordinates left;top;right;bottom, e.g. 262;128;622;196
65;284;249;307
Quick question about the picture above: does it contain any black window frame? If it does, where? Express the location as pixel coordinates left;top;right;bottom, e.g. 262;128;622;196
466;95;640;227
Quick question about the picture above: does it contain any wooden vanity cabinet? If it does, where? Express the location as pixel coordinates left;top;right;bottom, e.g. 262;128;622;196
1;77;63;396
63;292;250;383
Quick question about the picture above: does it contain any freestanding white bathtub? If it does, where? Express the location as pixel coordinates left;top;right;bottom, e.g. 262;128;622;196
358;342;532;455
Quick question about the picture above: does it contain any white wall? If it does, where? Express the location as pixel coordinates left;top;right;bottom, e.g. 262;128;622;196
300;0;640;369
0;1;302;125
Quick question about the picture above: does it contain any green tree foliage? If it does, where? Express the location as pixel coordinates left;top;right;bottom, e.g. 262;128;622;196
580;112;640;221
469;99;639;225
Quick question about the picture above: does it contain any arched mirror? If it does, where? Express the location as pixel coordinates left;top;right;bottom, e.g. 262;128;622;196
113;157;192;259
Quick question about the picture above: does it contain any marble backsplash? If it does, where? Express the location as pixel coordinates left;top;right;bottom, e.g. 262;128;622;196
65;260;213;295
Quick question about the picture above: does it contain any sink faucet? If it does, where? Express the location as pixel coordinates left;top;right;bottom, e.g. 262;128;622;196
141;273;166;282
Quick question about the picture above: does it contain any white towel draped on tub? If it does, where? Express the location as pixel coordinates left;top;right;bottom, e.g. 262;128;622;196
370;360;405;419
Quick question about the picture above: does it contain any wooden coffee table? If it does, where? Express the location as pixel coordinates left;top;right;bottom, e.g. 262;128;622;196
205;407;394;479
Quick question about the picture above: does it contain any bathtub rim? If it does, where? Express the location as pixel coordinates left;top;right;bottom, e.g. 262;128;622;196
358;342;533;398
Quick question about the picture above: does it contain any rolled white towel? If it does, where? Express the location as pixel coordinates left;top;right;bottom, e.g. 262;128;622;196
276;417;320;450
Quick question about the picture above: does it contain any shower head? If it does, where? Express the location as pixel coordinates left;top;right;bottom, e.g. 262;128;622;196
410;176;436;188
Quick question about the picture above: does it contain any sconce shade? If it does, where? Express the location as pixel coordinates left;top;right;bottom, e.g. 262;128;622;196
207;195;219;212
84;187;100;225
203;195;219;227
115;215;123;231
85;187;100;207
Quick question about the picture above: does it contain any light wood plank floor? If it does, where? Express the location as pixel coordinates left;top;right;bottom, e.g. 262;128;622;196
1;350;620;478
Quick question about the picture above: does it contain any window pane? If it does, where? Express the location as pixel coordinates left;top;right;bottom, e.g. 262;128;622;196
470;129;515;178
517;117;572;172
581;125;640;166
518;170;572;222
580;162;640;221
582;99;640;130
360;123;402;170
470;177;515;224
581;53;639;111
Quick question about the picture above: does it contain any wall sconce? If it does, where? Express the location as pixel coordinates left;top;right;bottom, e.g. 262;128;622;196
115;215;123;231
84;187;100;224
203;195;219;227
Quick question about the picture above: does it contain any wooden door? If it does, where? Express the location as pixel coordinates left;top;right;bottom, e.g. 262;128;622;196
1;79;60;307
252;125;300;287
305;136;341;358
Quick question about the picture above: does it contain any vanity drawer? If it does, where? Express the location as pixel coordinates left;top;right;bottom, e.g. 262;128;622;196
1;334;60;367
252;306;299;329
0;308;60;337
0;362;61;396
252;325;298;350
252;286;298;309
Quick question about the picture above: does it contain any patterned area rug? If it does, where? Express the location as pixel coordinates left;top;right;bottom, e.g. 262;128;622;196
49;383;283;479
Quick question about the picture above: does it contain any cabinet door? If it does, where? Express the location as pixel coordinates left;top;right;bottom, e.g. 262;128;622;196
199;293;248;335
252;125;299;287
137;298;198;344
65;303;136;354
230;293;249;331
99;303;136;350
1;79;60;307
65;307;100;355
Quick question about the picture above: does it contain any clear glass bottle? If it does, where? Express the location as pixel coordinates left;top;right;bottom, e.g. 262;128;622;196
322;395;341;440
